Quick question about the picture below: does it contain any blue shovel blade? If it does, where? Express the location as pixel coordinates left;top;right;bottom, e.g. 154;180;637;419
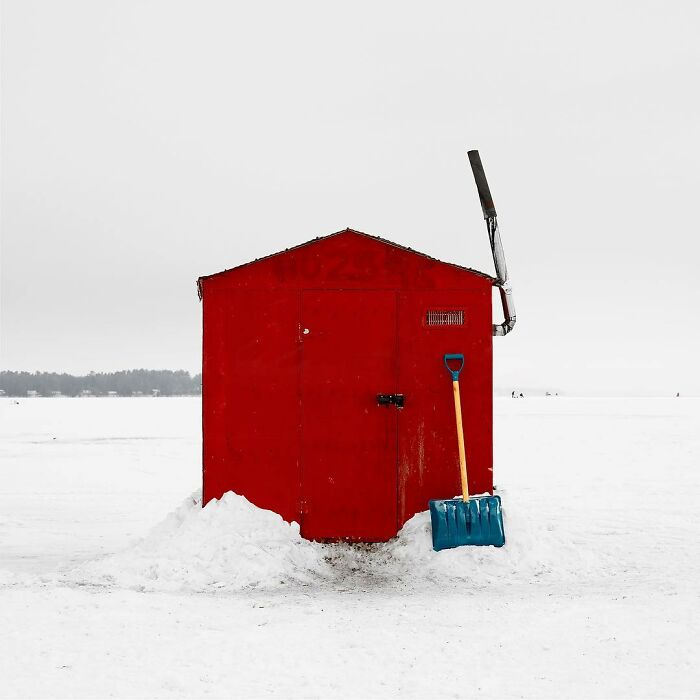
429;496;505;550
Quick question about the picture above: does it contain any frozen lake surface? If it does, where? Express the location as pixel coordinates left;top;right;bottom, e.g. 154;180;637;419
1;397;698;698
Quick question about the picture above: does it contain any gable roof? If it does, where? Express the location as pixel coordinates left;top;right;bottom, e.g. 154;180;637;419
198;228;495;291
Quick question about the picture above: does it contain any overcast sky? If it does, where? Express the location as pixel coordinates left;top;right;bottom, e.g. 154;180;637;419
2;1;699;395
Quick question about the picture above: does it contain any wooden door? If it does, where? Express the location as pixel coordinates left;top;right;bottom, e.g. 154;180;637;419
300;290;398;541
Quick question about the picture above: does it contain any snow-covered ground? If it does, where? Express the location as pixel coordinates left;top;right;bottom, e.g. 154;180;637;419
0;397;698;699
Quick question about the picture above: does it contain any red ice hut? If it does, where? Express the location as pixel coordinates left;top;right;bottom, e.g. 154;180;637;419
197;151;515;542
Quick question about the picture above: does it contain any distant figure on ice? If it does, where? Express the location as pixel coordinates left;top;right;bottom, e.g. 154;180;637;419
519;393;524;398
676;392;680;397
511;391;515;398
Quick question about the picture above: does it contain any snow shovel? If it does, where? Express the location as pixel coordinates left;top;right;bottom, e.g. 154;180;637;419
429;353;505;550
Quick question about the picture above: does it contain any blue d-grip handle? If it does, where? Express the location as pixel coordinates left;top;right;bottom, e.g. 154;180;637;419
444;353;465;381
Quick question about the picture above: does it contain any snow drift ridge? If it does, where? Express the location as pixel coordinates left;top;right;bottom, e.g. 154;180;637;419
60;488;621;594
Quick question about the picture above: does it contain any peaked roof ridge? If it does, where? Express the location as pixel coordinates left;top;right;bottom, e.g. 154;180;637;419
339;228;494;281
198;227;495;283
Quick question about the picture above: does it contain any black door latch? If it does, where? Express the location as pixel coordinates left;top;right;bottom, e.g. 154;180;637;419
376;393;405;408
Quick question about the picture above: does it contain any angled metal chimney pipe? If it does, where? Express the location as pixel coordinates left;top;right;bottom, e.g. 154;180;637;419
467;150;516;336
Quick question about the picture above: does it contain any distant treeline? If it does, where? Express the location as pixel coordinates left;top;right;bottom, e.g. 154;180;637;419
0;370;202;397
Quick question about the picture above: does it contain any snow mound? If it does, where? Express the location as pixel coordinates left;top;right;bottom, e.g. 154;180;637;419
61;489;617;593
65;491;331;592
382;500;611;589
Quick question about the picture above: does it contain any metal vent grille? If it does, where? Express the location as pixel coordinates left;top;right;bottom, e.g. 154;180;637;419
426;310;464;326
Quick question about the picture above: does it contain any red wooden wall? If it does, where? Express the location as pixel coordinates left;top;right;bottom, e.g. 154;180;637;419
200;229;494;541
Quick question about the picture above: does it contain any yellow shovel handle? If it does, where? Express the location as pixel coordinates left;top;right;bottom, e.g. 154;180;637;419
452;379;470;502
